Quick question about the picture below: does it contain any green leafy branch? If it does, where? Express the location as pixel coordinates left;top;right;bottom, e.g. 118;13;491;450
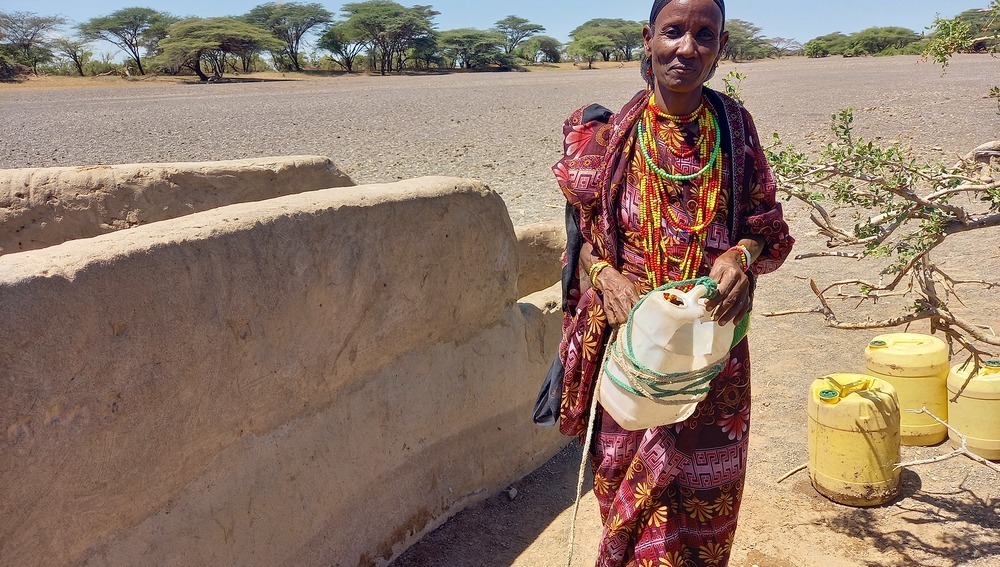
765;110;1000;365
762;2;1000;368
925;0;1000;115
721;70;747;104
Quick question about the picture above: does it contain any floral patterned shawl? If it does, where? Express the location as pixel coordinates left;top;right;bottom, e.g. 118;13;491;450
553;88;794;437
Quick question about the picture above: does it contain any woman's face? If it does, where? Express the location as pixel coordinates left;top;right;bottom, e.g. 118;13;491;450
643;0;728;97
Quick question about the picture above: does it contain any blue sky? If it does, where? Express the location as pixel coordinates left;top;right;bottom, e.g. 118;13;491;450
3;0;990;44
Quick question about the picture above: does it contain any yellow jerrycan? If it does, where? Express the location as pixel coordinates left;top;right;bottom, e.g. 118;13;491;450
947;360;1000;460
808;374;901;507
865;333;950;446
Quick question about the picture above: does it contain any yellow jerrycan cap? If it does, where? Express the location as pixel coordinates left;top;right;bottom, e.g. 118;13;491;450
818;389;841;403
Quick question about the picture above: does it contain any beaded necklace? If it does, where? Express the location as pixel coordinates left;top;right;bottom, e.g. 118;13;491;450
636;94;724;287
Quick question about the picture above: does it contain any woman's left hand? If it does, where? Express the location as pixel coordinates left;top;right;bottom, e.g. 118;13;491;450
705;250;750;326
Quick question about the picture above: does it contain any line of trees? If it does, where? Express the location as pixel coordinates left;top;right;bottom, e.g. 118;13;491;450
805;8;999;59
1;2;995;82
563;18;804;69
804;27;923;58
0;2;559;80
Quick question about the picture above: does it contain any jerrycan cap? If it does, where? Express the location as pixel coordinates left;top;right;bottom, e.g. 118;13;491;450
985;360;1000;373
818;389;841;403
869;340;888;349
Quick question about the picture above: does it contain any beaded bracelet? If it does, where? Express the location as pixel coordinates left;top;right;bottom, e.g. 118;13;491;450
731;245;752;272
589;261;612;287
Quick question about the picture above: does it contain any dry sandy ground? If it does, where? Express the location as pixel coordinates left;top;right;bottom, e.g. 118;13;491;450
2;56;998;566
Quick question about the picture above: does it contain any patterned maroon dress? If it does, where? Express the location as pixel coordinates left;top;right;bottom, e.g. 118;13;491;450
553;89;793;567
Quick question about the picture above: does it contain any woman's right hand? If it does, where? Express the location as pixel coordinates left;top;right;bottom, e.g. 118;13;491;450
594;267;640;326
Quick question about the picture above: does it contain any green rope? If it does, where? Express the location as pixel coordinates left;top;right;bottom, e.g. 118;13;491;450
605;342;723;400
604;277;750;401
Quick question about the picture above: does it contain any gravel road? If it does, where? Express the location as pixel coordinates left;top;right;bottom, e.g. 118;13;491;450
2;55;997;226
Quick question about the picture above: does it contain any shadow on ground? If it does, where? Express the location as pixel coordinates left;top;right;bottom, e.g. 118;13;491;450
823;473;999;567
390;443;594;567
179;77;302;85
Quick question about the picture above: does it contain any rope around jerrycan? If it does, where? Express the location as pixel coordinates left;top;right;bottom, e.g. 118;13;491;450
565;276;745;567
607;277;723;401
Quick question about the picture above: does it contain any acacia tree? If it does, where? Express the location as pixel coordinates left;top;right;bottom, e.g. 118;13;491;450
158;17;284;81
521;35;562;63
390;5;438;72
318;21;366;73
769;37;803;57
805;32;851;58
0;11;66;73
492;15;544;55
607;20;644;61
722;19;773;61
847;26;920;56
340;1;437;75
141;13;175;60
51;37;91;76
408;31;440;69
571;19;643;61
438;28;509;70
244;2;332;72
567;34;614;69
80;7;174;75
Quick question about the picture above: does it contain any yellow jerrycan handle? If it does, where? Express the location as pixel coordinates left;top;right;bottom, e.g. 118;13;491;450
827;376;873;397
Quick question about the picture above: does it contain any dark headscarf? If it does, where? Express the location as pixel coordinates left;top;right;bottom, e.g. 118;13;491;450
650;0;726;27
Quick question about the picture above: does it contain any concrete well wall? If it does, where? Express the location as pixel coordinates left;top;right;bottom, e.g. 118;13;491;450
0;156;354;256
0;177;566;567
515;220;567;298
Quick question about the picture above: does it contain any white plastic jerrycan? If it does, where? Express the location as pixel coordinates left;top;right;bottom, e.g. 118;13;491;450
599;283;737;431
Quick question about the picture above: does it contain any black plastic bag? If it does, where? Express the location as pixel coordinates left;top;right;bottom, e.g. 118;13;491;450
532;354;564;427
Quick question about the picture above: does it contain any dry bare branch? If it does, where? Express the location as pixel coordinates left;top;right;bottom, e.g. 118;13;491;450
795;252;862;260
776;464;808;484
926;181;999;202
938;312;1000;347
768;111;998;361
763;307;826;317
826;312;937;331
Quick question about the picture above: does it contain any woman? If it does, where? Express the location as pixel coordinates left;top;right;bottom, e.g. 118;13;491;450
553;0;794;565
